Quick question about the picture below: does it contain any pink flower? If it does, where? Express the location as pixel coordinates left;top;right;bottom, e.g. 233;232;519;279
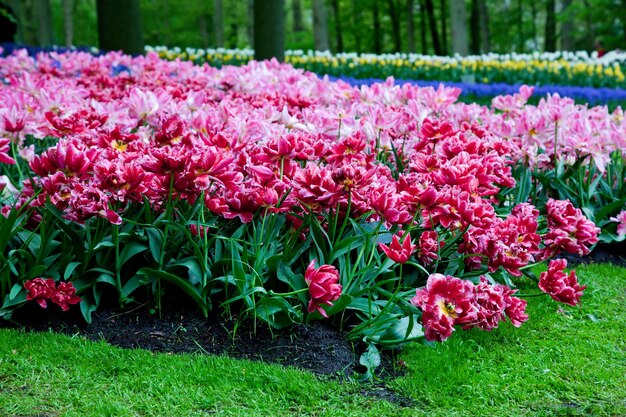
417;230;444;265
542;199;600;257
304;260;342;318
411;274;477;342
471;278;528;330
539;259;586;306
50;282;81;311
501;286;529;327
471;278;507;331
610;211;626;237
379;232;417;264
25;278;56;309
25;279;81;311
0;138;16;165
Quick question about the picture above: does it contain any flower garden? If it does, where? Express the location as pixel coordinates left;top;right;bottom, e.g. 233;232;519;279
1;46;626;415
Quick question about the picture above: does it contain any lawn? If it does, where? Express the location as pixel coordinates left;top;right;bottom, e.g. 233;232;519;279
1;262;624;417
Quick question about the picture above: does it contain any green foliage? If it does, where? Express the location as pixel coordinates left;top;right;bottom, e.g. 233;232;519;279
37;0;626;55
1;263;624;416
504;150;626;244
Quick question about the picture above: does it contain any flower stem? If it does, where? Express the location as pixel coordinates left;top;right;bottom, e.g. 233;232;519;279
268;288;308;297
10;139;24;185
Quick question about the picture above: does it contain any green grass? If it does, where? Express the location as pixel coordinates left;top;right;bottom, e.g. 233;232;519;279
1;263;625;417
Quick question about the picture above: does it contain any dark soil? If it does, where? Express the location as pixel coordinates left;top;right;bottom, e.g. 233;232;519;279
560;242;626;268
2;301;411;406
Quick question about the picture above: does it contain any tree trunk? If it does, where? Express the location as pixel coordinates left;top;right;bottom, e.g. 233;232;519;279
478;0;490;52
440;0;447;55
419;0;427;53
407;0;416;53
292;0;304;32
449;0;468;55
517;0;523;52
62;0;73;47
0;2;17;43
560;0;574;50
9;0;26;44
199;14;210;48
623;0;626;44
387;0;401;52
312;0;329;51
253;0;285;61
352;0;362;52
331;0;343;52
97;0;144;54
247;0;254;46
213;0;224;47
373;0;382;53
424;0;440;54
544;0;556;52
34;0;54;46
530;0;537;49
470;0;479;54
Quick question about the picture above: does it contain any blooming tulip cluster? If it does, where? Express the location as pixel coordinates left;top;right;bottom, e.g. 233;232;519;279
411;274;528;342
24;278;81;311
539;259;587;306
304;260;342;317
0;49;609;343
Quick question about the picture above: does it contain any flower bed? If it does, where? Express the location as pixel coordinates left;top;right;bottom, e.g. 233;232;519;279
148;46;626;89
1;50;623;362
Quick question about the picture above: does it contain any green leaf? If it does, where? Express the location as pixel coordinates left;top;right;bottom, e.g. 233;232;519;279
168;257;205;285
9;283;23;301
329;235;362;263
370;315;424;344
25;265;48;280
145;228;164;264
348;297;382;315
136;267;208;317
276;262;306;292
121;274;150;299
93;240;115;250
311;294;353;318
229;240;247;289
358;344;381;381
254;296;302;329
80;292;98;324
596;197;626;223
120;241;148;266
64;261;82;280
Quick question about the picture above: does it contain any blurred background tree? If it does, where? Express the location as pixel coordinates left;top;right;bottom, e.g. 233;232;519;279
0;0;624;55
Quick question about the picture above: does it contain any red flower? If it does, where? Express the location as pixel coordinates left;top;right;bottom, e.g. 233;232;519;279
417;230;443;265
539;259;586;306
379;232;416;264
471;278;528;330
50;282;81;311
304;260;342;318
25;279;81;311
411;274;477;342
471;278;507;331
0;138;16;165
24;278;56;309
500;286;528;327
542;199;600;257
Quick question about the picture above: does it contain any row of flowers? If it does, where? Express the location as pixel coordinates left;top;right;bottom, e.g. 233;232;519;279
3;43;625;103
325;75;626;106
0;49;622;351
148;46;626;89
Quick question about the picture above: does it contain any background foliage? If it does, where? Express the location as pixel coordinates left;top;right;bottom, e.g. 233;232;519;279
2;0;626;55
